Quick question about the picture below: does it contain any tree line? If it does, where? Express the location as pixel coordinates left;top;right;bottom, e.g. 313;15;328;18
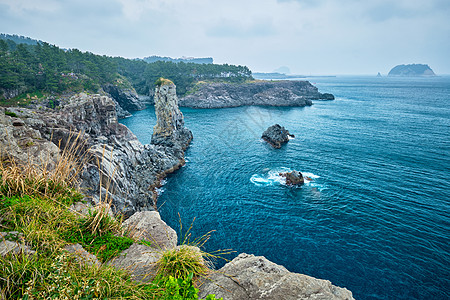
0;38;253;99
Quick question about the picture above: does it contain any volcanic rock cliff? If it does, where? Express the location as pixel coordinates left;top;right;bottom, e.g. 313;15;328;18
179;80;334;108
151;81;192;150
0;88;191;217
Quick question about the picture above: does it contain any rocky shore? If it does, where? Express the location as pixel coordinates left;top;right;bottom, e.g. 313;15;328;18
179;80;334;108
0;82;191;217
0;82;353;299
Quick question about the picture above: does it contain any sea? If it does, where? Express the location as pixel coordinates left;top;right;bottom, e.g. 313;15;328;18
120;76;450;299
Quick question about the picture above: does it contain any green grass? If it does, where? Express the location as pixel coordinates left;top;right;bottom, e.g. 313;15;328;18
0;139;223;299
4;110;17;117
0;91;46;107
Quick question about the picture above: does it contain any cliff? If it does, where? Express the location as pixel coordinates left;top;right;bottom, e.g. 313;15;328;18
0;91;191;217
388;64;436;76
179;80;334;108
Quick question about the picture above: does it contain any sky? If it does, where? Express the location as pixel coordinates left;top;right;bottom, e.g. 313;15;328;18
1;0;449;75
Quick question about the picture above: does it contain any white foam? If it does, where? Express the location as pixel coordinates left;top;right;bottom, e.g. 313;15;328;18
250;168;323;190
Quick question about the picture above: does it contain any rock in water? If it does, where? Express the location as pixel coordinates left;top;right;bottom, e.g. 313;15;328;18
151;80;193;150
262;124;294;148
280;170;304;185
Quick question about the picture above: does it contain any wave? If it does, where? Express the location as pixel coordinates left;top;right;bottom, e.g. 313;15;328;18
250;168;324;190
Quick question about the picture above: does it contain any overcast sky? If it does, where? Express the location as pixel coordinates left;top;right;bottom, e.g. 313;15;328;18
1;0;449;75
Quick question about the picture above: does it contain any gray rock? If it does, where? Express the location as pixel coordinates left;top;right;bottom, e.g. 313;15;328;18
68;201;94;217
0;231;23;241
11;92;191;217
280;170;304;185
152;81;193;150
262;124;294;148
0;107;60;169
0;240;35;257
64;244;100;267
180;81;334;108
122;211;177;249
103;84;145;113
107;243;161;282
199;253;354;300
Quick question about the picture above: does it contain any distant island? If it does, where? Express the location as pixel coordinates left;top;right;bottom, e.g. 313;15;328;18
388;64;436;77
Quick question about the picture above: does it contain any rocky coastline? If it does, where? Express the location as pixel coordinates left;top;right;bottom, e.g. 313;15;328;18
179;80;334;108
0;82;353;299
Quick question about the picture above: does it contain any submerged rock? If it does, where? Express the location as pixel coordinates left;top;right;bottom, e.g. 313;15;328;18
262;124;294;148
199;253;354;300
280;170;304;185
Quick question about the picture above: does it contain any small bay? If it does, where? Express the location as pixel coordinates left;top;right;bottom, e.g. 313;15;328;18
120;76;450;299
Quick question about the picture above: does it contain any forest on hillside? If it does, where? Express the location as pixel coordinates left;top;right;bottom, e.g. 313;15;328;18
0;35;252;100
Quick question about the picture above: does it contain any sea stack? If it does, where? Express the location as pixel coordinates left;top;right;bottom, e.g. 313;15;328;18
151;78;192;150
262;124;294;148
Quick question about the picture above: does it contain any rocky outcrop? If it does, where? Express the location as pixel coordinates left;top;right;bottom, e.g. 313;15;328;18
152;81;193;150
102;84;145;111
103;84;146;118
64;244;101;267
280;170;304;185
122;211;178;249
2;90;191;217
388;64;436;76
108;243;161;282
199;253;354;300
262;124;294;148
179;80;334;108
0;107;60;169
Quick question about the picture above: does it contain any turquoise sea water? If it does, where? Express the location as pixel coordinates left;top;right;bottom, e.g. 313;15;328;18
120;76;450;299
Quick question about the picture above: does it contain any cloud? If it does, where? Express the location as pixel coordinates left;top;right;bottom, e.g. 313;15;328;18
206;19;276;38
0;0;449;74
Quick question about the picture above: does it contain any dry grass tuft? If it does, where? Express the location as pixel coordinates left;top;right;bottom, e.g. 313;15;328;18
0;131;89;200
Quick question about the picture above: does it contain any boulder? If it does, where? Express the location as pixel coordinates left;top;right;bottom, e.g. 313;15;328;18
122;211;178;249
64;243;100;267
107;243;161;282
262;124;294;148
0;240;35;257
280;170;304;185
199;253;354;300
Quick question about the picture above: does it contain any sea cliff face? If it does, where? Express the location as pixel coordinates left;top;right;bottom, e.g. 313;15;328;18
179;80;334;108
0;91;191;217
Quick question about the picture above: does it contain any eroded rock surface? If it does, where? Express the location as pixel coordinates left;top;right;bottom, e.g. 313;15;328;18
152;82;193;150
108;243;161;282
122;211;177;249
2;90;191;217
199;253;354;300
